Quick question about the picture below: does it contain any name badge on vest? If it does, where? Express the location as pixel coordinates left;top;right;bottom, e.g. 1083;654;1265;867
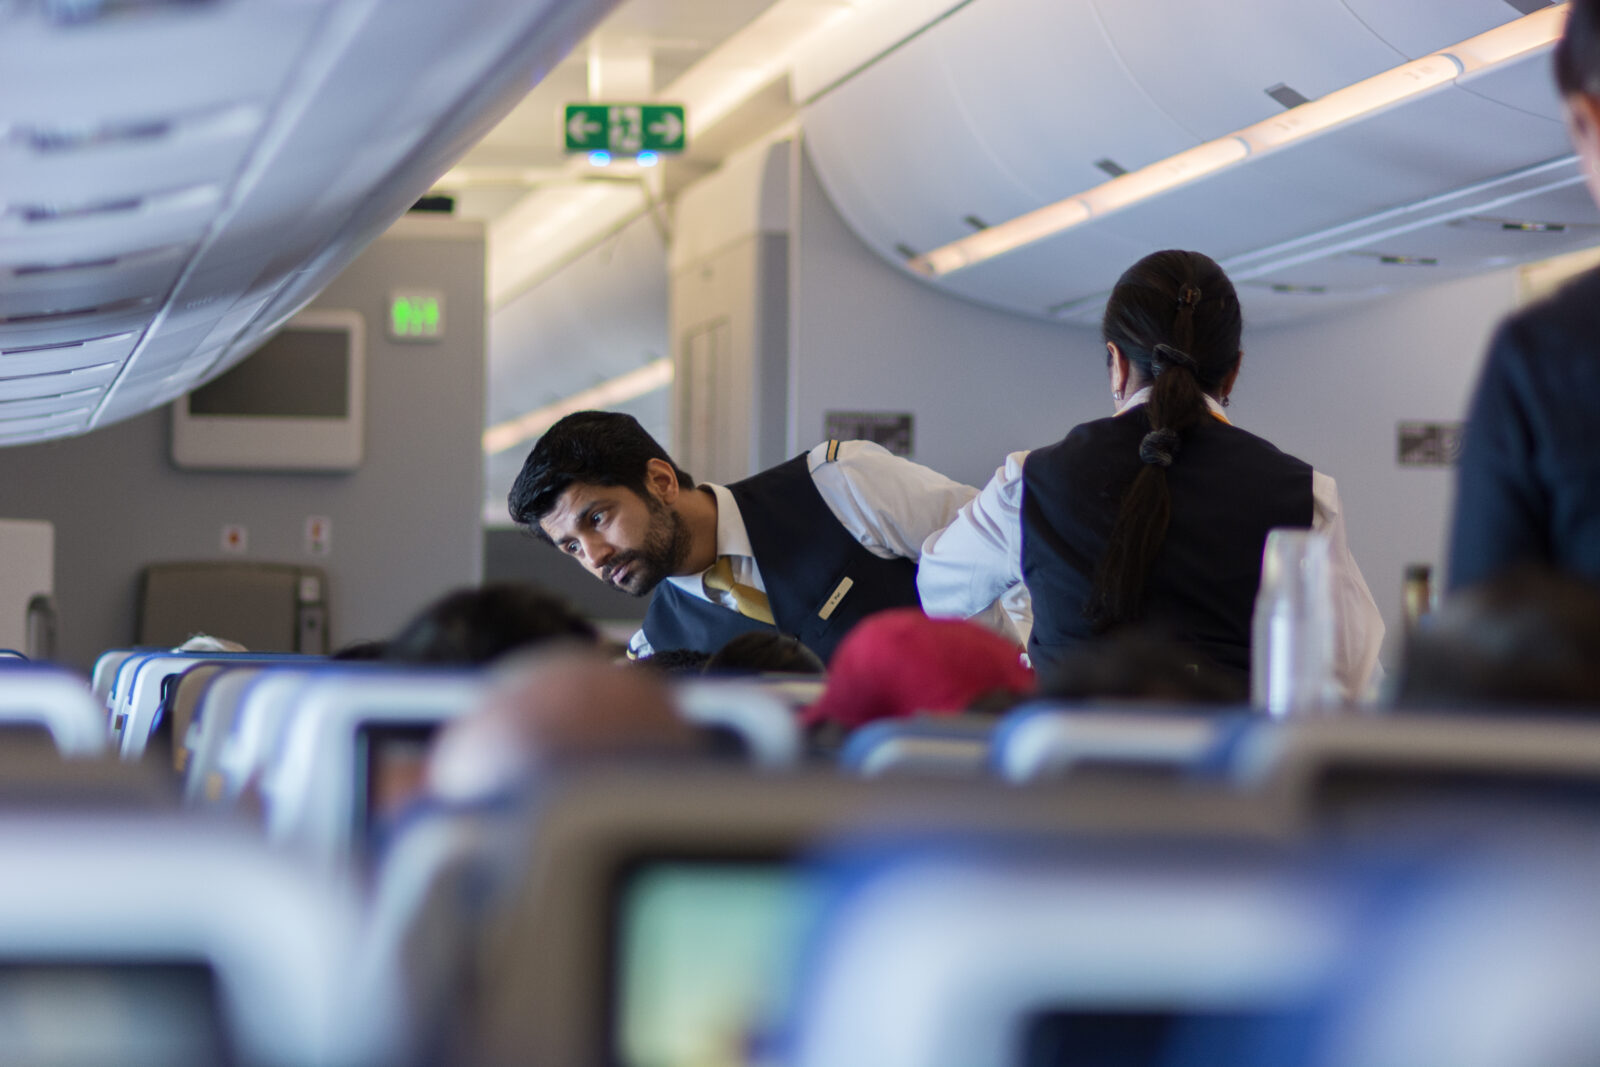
818;576;854;620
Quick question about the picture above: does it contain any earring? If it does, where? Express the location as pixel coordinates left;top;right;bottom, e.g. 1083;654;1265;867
1221;395;1231;408
1114;388;1125;402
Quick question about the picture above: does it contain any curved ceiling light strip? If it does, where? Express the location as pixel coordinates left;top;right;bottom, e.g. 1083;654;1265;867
908;5;1568;278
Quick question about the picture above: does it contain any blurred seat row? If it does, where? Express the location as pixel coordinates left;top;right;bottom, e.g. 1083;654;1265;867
2;648;1600;1065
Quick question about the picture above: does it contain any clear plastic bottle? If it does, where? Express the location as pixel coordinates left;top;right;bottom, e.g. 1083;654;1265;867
1251;528;1336;717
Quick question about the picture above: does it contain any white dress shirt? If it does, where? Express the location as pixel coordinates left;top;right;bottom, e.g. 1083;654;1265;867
629;440;1001;656
917;388;1386;701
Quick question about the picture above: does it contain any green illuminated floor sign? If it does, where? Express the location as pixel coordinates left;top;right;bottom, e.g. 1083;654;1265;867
564;104;686;154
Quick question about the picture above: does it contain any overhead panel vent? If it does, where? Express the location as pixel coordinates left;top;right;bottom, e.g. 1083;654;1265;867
1449;214;1589;233
1265;83;1312;109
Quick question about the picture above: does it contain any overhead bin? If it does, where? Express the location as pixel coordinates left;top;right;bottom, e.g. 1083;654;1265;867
799;0;1589;326
1457;43;1568;118
1086;0;1405;140
1341;0;1546;60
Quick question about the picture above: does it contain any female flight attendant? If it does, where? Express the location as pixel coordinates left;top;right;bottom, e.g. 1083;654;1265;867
918;249;1383;699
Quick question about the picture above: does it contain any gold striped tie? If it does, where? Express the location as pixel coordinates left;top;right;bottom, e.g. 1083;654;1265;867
702;556;775;625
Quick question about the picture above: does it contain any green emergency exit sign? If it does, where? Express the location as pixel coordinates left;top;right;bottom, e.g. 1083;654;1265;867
564;104;686;154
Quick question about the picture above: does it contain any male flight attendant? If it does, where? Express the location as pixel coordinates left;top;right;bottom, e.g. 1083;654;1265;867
507;410;992;661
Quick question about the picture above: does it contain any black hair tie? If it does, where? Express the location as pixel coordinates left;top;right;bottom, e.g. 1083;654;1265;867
1140;428;1181;467
1150;343;1199;378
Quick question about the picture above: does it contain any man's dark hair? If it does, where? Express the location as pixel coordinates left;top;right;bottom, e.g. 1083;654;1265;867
1555;0;1600;98
383;581;597;665
507;411;693;541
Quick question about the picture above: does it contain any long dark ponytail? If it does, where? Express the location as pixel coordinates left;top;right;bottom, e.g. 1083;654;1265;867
1086;250;1242;630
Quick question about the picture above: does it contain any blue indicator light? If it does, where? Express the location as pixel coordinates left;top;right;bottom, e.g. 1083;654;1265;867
589;150;612;166
636;151;659;167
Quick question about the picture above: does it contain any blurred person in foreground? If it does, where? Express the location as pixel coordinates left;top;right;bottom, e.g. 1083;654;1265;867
1450;0;1600;591
382;581;599;667
426;646;699;804
1394;566;1600;711
366;648;701;1061
801;608;1034;755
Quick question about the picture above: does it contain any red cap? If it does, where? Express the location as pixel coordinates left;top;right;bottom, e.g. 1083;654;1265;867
802;608;1034;730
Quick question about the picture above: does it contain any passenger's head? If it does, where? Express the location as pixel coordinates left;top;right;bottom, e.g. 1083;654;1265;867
426;647;697;802
1090;250;1243;630
802;609;1033;737
1556;0;1600;209
1042;628;1246;705
1393;566;1600;710
705;631;826;676
635;647;714;675
383;582;597;666
507;411;697;597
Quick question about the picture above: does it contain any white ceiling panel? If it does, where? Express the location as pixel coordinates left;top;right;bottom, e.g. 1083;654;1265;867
0;1;331;125
1090;165;1368;264
0;388;106;421
0;363;121;402
0;303;158;352
1241;85;1569;218
804;28;1040;259
936;225;1153;319
1089;0;1404;141
0;104;262;207
930;0;1199;204
1457;44;1567;120
1339;0;1544;59
0;244;189;321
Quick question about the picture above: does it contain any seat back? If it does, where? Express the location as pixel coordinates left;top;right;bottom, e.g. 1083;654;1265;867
1229;713;1600;826
0;666;109;757
786;846;1362;1067
90;648;150;707
210;668;324;811
994;704;1238;783
839;714;998;777
472;767;1290;1067
260;671;487;868
0;815;396;1066
117;652;320;760
673;678;804;767
180;666;266;805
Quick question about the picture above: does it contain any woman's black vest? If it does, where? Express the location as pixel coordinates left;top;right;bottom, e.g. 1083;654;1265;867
1021;409;1314;680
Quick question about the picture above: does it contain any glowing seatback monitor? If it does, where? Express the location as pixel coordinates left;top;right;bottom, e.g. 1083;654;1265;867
171;308;365;471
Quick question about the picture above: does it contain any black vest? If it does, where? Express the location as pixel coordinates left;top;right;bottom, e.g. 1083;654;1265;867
642;452;921;662
1021;410;1314;680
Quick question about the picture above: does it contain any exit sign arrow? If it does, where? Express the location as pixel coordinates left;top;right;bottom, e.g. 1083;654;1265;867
564;103;686;154
566;107;604;146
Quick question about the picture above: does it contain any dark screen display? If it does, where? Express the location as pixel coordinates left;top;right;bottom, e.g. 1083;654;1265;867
353;721;440;847
0;962;233;1066
187;328;349;418
1019;1007;1313;1066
